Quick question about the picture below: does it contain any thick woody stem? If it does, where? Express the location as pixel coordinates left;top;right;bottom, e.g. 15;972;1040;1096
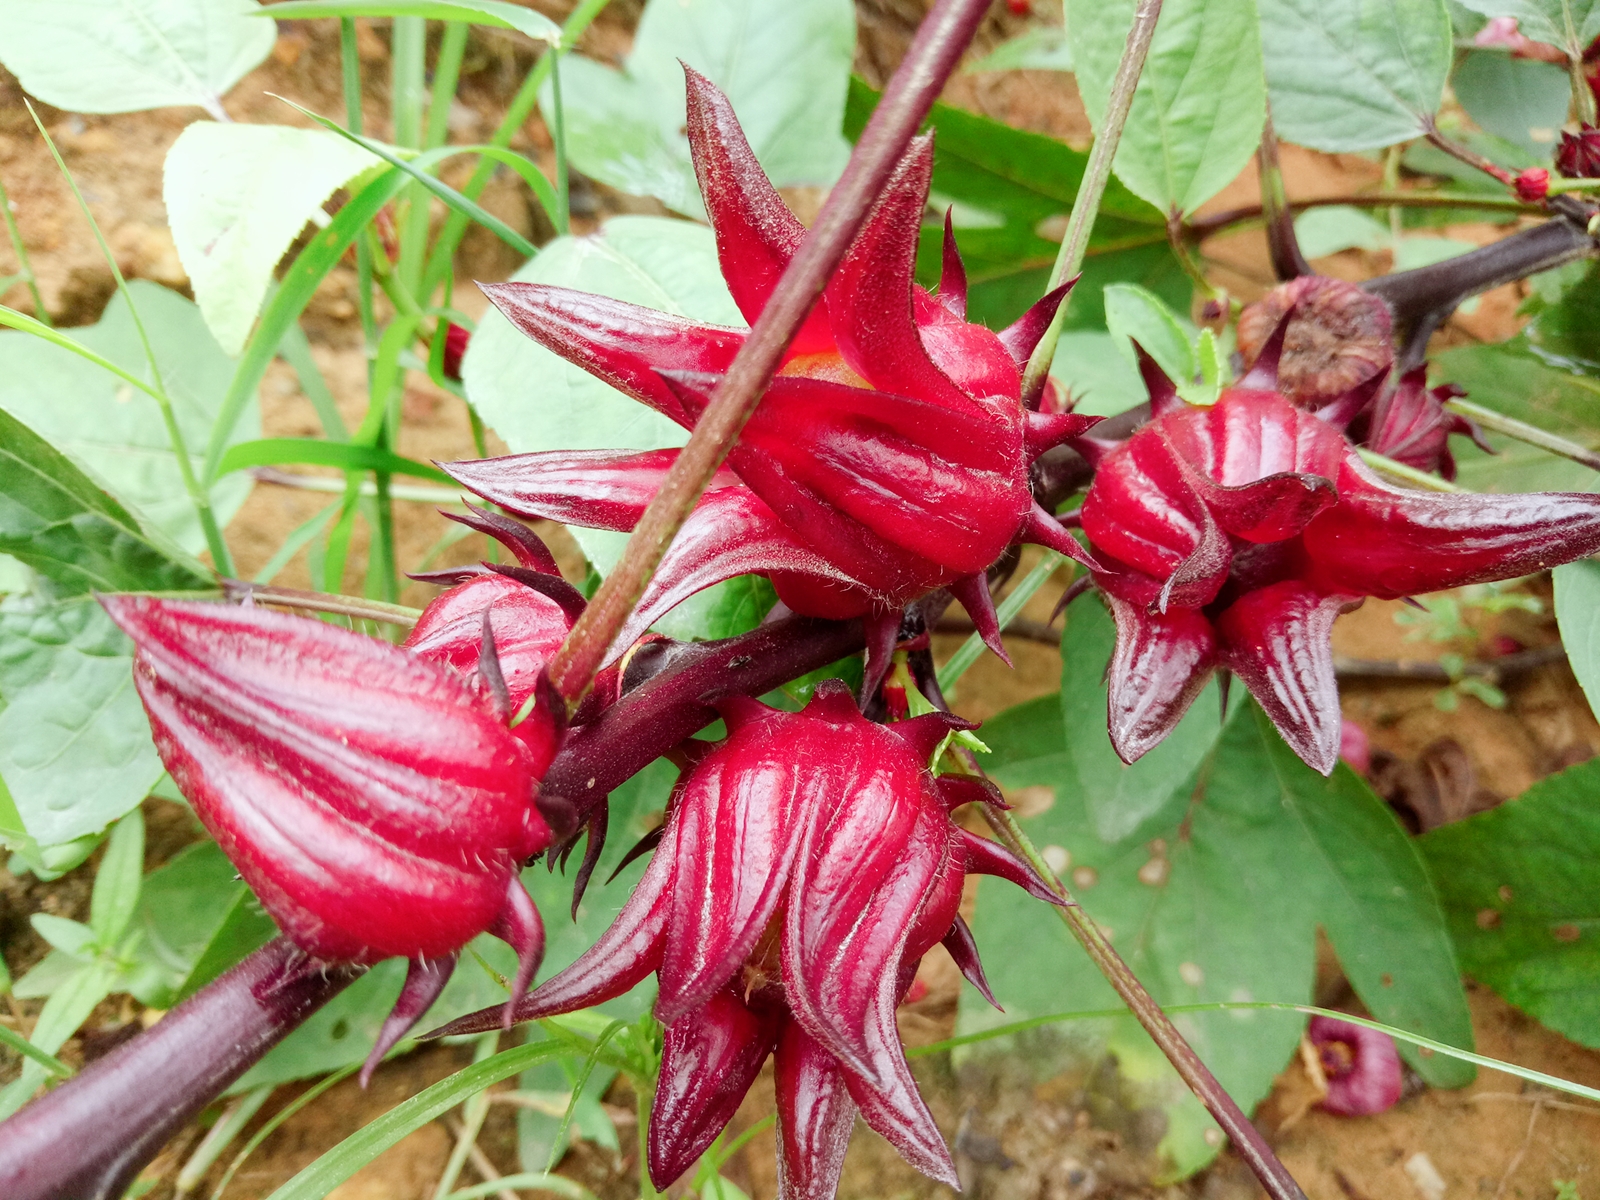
543;0;995;705
0;939;360;1200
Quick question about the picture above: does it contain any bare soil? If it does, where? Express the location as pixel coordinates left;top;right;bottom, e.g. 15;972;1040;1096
3;2;1599;1198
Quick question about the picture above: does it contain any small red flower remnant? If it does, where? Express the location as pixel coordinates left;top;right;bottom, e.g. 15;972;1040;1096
433;681;1063;1197
1077;325;1600;774
442;321;471;381
1235;276;1393;410
1515;168;1551;203
442;67;1098;679
1557;125;1600;179
1308;1016;1403;1116
101;575;567;1084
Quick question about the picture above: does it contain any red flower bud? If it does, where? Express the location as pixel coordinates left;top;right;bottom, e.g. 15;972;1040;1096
1557;125;1600;179
442;321;470;381
1076;323;1600;773
1308;1016;1403;1116
434;681;1061;1195
443;68;1099;691
101;591;561;1085
1359;366;1489;481
1235;277;1393;410
1515;167;1550;202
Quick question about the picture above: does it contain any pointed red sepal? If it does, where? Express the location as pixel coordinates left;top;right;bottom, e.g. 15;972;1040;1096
648;990;784;1188
655;736;811;1025
424;818;677;1038
804;677;866;724
361;953;458;1088
838;1050;959;1190
444;448;739;533
1018;501;1100;570
442;502;560;574
1024;409;1104;458
1133;340;1183;418
1100;592;1219;765
998;279;1077;370
99;595;546;967
823;135;969;410
1185;470;1338;545
933;772;1006;812
948;573;1010;666
859;608;903;707
942;914;999;1009
956;829;1065;906
489;876;546;1028
714;692;777;733
1237;307;1292;391
479;282;745;428
1216;582;1358;776
774;1021;858;1200
485;562;588;624
681;66;836;358
569;806;607;920
885;710;976;764
1313;367;1388;433
938;209;967;319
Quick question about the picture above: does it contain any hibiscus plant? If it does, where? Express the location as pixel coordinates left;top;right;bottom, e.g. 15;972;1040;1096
1;0;1600;1197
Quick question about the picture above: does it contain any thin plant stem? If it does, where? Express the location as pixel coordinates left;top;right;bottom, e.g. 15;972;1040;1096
545;0;996;704
1446;397;1600;472
393;16;432;298
251;466;462;504
444;1174;597;1200
549;50;570;235
634;1079;659;1200
973;797;1309;1200
211;1065;362;1200
1019;0;1164;404
427;22;471;151
24;102;233;574
1356;448;1467;492
219;580;421;626
420;0;612;298
0;172;48;324
341;18;379;353
1185;189;1536;239
1423;120;1517;188
174;1084;274;1196
937;552;1066;692
1258;109;1310;280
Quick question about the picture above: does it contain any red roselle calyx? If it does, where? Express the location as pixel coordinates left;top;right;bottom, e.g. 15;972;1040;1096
1075;318;1600;774
1307;1016;1403;1116
101;524;578;1082
432;681;1063;1197
1557;125;1600;179
441;68;1098;684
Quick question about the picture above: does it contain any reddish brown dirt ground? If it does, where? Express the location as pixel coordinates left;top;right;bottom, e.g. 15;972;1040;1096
3;2;1599;1198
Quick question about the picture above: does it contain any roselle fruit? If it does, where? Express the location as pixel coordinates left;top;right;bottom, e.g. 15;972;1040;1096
444;67;1098;682
102;582;567;1083
1235;276;1393;409
432;681;1063;1198
1075;319;1600;774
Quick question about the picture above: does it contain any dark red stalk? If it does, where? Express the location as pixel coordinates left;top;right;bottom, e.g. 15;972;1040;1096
0;939;359;1200
1258;112;1311;281
543;0;993;703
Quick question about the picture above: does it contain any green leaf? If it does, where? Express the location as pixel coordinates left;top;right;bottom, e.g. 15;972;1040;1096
0;407;211;595
264;0;559;43
0;961;114;1122
1056;594;1227;842
1452;50;1572;156
462;215;771;641
216;438;454;484
29;914;98;958
1260;0;1453;152
0;0;275;119
1419;758;1600;1047
1293;205;1391;257
1102;283;1195;388
1049;330;1145;416
844;76;1172;328
555;0;855;215
89;807;145;948
965;692;1472;1176
164;124;380;356
1454;0;1600;57
1554;559;1600;721
967;26;1074;72
1525;262;1600;376
1070;0;1264;215
0;281;260;556
0;598;165;847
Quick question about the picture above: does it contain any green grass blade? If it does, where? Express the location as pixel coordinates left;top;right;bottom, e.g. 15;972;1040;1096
265;1041;569;1200
217;438;453;484
0;1022;73;1080
264;0;559;43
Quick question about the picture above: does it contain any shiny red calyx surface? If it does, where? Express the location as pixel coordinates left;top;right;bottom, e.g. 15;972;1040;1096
431;681;1062;1198
443;68;1098;663
1078;343;1600;775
